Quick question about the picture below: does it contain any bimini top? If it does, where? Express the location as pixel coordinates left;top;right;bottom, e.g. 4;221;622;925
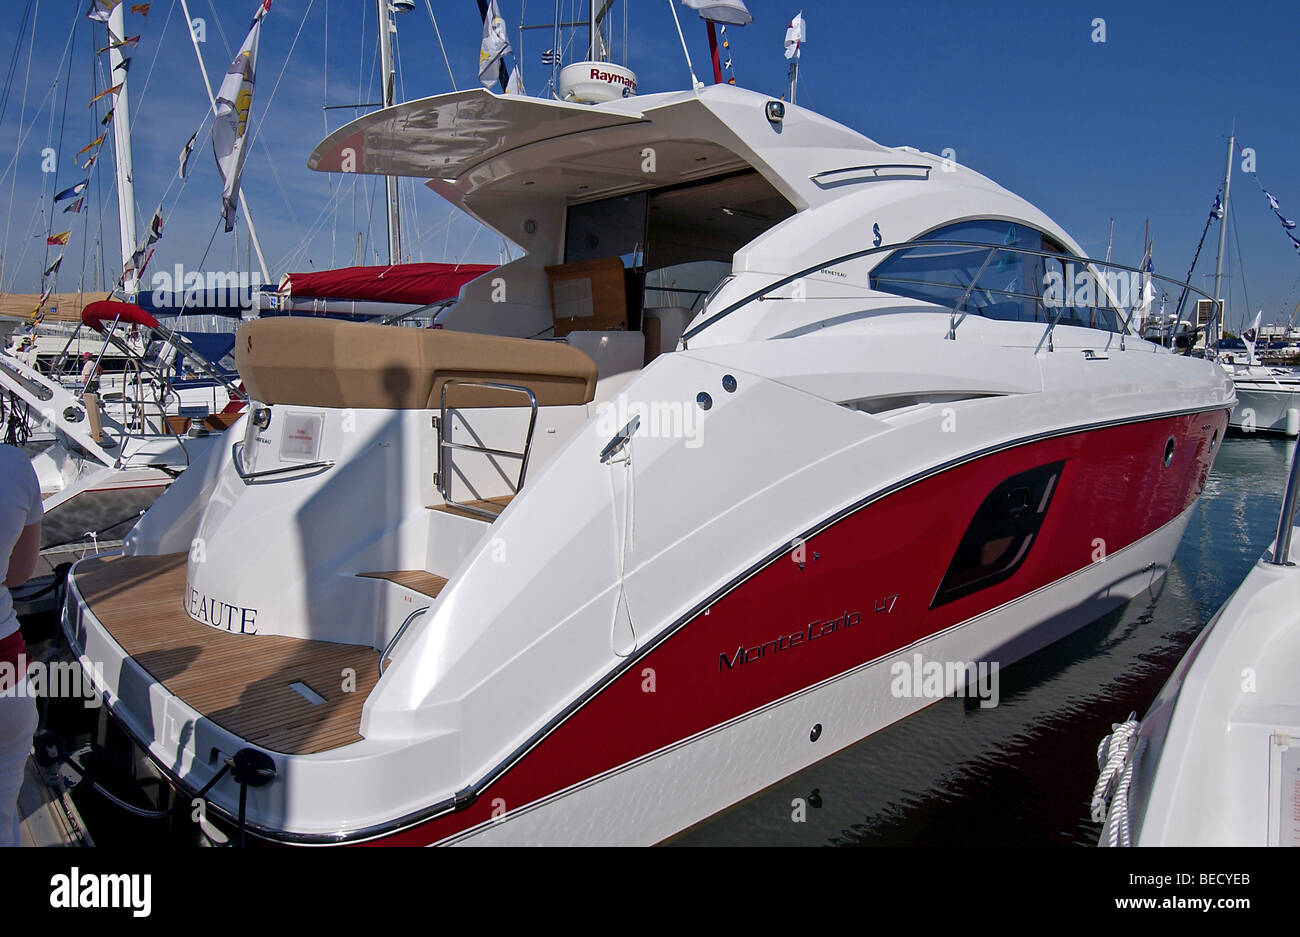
308;88;648;179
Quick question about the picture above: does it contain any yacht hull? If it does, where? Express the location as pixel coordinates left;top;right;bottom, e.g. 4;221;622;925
60;407;1227;846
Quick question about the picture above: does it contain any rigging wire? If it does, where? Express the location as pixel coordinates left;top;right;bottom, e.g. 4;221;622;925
127;0;179;138
1;0;41;294
1228;192;1251;332
422;0;457;91
0;1;36;131
206;0;233;58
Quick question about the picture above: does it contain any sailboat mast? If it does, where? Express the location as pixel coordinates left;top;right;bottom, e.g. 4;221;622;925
107;3;138;296
1210;132;1234;350
377;0;401;264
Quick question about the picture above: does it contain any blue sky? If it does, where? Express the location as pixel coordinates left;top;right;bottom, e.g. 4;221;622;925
1;0;1297;332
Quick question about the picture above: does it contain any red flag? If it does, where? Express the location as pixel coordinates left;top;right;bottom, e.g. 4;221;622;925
131;3;151;15
47;231;71;246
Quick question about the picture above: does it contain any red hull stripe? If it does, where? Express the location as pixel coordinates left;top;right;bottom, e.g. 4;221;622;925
361;410;1224;843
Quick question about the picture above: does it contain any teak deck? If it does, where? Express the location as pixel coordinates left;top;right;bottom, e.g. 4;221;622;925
72;553;380;755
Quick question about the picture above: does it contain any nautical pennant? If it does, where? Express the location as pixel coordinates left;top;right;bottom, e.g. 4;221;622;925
47;231;70;246
97;35;140;53
1234;140;1300;258
43;255;63;278
131;3;152;15
63;197;85;214
114;57;132;74
212;1;271;232
54;180;88;202
101;107;115;126
89;83;122;106
178;130;198;179
86;0;121;24
146;205;162;244
784;11;806;60
478;0;512;91
75;135;106;159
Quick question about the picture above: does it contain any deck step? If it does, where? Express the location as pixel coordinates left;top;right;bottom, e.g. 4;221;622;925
426;495;513;522
355;570;449;598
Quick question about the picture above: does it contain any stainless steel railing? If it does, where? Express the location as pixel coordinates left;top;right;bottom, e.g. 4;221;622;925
1272;442;1300;566
435;380;538;521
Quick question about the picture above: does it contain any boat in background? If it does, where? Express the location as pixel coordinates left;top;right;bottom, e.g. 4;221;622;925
1221;313;1300;436
0;299;242;554
1093;436;1300;845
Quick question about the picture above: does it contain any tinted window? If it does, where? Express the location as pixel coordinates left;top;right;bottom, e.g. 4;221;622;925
931;460;1065;608
565;192;647;265
870;220;1123;332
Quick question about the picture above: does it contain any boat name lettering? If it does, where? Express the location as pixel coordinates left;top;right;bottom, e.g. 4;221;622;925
186;586;258;635
718;611;861;673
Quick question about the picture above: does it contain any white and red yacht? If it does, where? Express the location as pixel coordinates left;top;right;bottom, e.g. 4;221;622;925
55;78;1233;845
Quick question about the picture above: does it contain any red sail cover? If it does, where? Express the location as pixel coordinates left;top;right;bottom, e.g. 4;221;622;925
278;263;495;305
81;300;161;333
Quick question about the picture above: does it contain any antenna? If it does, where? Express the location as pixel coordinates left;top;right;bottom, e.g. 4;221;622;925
667;0;704;90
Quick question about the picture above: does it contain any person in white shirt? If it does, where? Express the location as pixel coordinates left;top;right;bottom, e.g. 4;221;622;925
0;444;42;847
80;352;101;393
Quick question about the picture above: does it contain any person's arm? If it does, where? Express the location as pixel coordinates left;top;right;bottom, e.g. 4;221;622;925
5;520;40;587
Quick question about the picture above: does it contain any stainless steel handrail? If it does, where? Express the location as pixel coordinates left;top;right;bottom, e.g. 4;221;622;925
231;441;335;483
436;379;538;521
1272;442;1300;566
379;606;430;676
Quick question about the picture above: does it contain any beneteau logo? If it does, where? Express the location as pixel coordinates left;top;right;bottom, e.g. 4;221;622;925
718;611;861;673
49;867;151;917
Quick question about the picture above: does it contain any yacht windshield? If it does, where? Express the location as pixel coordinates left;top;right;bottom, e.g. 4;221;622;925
870;220;1125;332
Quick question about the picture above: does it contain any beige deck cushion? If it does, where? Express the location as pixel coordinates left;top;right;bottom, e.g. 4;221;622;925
235;318;598;409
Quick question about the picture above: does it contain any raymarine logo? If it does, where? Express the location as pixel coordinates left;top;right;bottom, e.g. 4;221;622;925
718;611;861;672
589;67;636;92
49;868;151;917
